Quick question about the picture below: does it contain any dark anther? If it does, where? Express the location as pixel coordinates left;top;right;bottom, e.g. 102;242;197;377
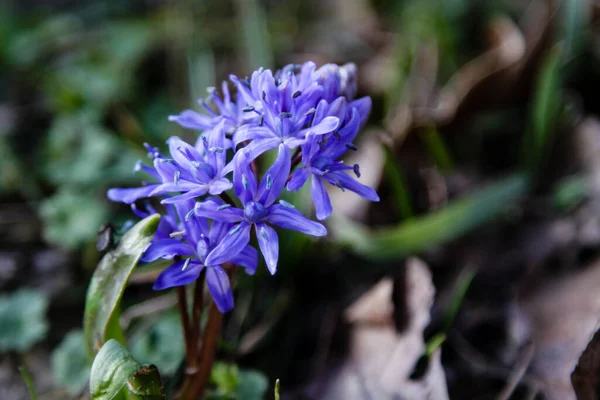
96;222;115;252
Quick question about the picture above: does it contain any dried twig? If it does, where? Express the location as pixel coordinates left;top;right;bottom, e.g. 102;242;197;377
496;340;535;400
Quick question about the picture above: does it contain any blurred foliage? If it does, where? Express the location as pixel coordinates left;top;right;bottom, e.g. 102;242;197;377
553;176;590;212
332;175;528;260
51;330;90;395
43;112;140;186
0;288;49;352
130;313;184;377
40;188;108;249
208;362;268;400
523;47;564;178
0;5;169;249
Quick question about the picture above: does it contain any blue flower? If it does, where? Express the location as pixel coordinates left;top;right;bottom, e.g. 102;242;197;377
168;81;257;139
287;99;379;220
141;200;258;313
228;63;341;163
107;61;379;312
313;62;358;103
107;122;232;205
130;201;180;241
194;144;327;274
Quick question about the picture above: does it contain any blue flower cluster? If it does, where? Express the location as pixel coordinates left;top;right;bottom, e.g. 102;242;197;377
108;62;379;312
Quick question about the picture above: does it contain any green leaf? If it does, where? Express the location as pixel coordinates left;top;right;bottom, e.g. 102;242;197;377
383;145;414;220
523;47;562;177
84;214;160;359
442;266;476;332
18;366;37;400
51;330;90;395
274;379;280;400
331;174;528;260
90;339;164;400
0;289;49;352
421;127;454;172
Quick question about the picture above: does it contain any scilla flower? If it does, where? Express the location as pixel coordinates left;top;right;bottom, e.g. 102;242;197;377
108;60;378;312
141;200;257;312
287;103;379;220
194;144;326;274
108;122;231;205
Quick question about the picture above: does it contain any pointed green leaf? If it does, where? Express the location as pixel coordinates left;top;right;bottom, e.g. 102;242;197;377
523;47;562;177
274;379;280;400
90;339;164;400
331;174;528;260
18;366;37;400
84;214;160;359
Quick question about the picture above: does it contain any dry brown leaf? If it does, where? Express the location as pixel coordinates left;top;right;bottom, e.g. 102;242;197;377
522;259;600;400
572;328;600;400
316;258;448;400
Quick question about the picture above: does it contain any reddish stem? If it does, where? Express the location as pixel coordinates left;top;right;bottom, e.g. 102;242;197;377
291;149;302;169
179;265;235;400
176;287;193;368
190;270;205;364
179;271;205;399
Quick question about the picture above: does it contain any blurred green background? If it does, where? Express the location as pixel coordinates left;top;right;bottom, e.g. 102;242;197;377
1;0;599;399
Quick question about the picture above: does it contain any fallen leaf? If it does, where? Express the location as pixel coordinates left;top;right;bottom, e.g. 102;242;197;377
522;258;600;399
572;327;600;400
315;258;448;400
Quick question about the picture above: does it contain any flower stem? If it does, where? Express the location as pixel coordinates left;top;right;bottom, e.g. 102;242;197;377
179;271;205;399
291;148;303;169
179;299;223;399
176;287;193;369
196;301;224;393
179;266;234;399
190;269;205;364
